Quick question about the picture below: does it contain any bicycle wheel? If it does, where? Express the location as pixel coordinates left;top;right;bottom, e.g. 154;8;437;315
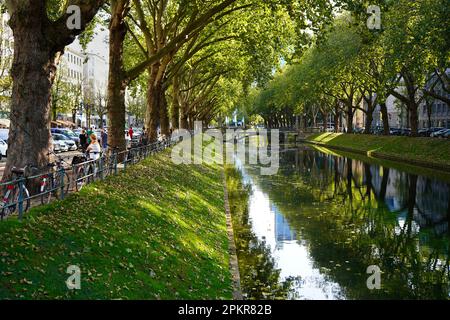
75;165;94;191
40;175;53;205
21;186;31;212
75;167;86;191
1;186;30;219
1;189;16;219
54;172;71;199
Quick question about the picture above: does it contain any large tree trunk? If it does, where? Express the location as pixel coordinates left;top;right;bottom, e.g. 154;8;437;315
2;1;103;182
145;64;161;142
334;112;340;133
72;109;77;125
334;102;340;133
159;87;170;137
408;102;419;137
180;101;189;129
3;6;56;182
107;1;128;152
380;102;390;135
188;113;195;130
427;106;432;128
171;75;180;130
364;111;373;134
346;104;354;134
323;110;329;131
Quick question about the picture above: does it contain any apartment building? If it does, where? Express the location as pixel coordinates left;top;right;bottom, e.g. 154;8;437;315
1;12;109;129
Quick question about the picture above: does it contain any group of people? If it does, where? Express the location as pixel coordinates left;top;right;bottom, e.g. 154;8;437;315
79;127;108;160
78;126;151;160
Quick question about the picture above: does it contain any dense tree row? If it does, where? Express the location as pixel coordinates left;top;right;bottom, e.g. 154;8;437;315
3;0;448;180
245;0;449;135
2;0;332;180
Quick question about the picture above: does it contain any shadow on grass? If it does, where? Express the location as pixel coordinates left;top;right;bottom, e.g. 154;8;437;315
0;150;232;300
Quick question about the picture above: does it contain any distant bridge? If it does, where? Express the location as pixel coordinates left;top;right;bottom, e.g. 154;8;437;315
220;128;304;143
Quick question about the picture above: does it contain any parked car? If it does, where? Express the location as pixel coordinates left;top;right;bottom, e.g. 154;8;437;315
398;128;411;136
371;126;384;135
354;127;365;134
431;128;450;138
419;127;444;137
0;138;7;160
389;128;400;136
51;128;80;147
52;133;76;151
442;130;450;138
418;128;431;137
53;143;61;153
51;138;62;153
0;128;8;142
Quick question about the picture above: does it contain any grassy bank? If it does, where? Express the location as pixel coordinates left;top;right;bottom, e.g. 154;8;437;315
0;150;232;299
306;133;450;170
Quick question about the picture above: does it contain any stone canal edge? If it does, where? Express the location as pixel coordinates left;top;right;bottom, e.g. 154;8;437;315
222;169;244;300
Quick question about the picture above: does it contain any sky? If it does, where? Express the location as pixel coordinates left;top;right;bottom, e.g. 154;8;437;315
71;26;109;60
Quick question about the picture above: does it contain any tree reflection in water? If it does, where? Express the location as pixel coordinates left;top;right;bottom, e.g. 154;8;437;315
225;166;299;299
230;145;450;300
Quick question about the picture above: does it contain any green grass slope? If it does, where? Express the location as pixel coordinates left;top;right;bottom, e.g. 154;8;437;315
0;150;232;300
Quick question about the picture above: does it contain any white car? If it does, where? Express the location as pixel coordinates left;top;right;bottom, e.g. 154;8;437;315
56;141;68;152
52;133;77;151
52;141;61;153
0;138;7;159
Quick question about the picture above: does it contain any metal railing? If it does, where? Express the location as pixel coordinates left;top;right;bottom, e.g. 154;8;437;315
0;138;177;221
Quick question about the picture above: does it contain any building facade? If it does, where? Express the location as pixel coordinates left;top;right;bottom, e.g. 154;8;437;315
0;12;13;117
0;12;109;129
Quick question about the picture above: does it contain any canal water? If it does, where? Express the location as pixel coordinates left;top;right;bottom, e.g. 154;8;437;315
225;144;450;300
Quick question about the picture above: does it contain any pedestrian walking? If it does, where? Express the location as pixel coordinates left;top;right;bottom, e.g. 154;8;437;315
128;126;134;140
79;129;88;152
87;126;94;144
101;129;108;151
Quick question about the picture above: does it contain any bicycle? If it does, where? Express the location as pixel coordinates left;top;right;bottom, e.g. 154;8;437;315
73;151;101;191
1;166;33;220
40;152;71;205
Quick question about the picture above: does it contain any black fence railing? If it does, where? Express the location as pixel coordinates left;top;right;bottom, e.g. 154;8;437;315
0;138;176;221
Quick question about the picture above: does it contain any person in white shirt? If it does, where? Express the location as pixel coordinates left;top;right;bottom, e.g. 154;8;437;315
86;134;101;160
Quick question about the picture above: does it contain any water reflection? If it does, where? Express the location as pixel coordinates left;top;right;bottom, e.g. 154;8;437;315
225;167;299;300
228;145;450;300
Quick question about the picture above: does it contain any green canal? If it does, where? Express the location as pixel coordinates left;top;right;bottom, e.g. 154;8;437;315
226;144;450;300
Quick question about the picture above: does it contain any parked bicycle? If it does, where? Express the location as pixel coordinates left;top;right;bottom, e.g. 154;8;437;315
40;152;71;205
1;165;34;220
72;150;103;191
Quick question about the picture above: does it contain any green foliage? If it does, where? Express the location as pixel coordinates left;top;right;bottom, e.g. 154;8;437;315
242;0;449;127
